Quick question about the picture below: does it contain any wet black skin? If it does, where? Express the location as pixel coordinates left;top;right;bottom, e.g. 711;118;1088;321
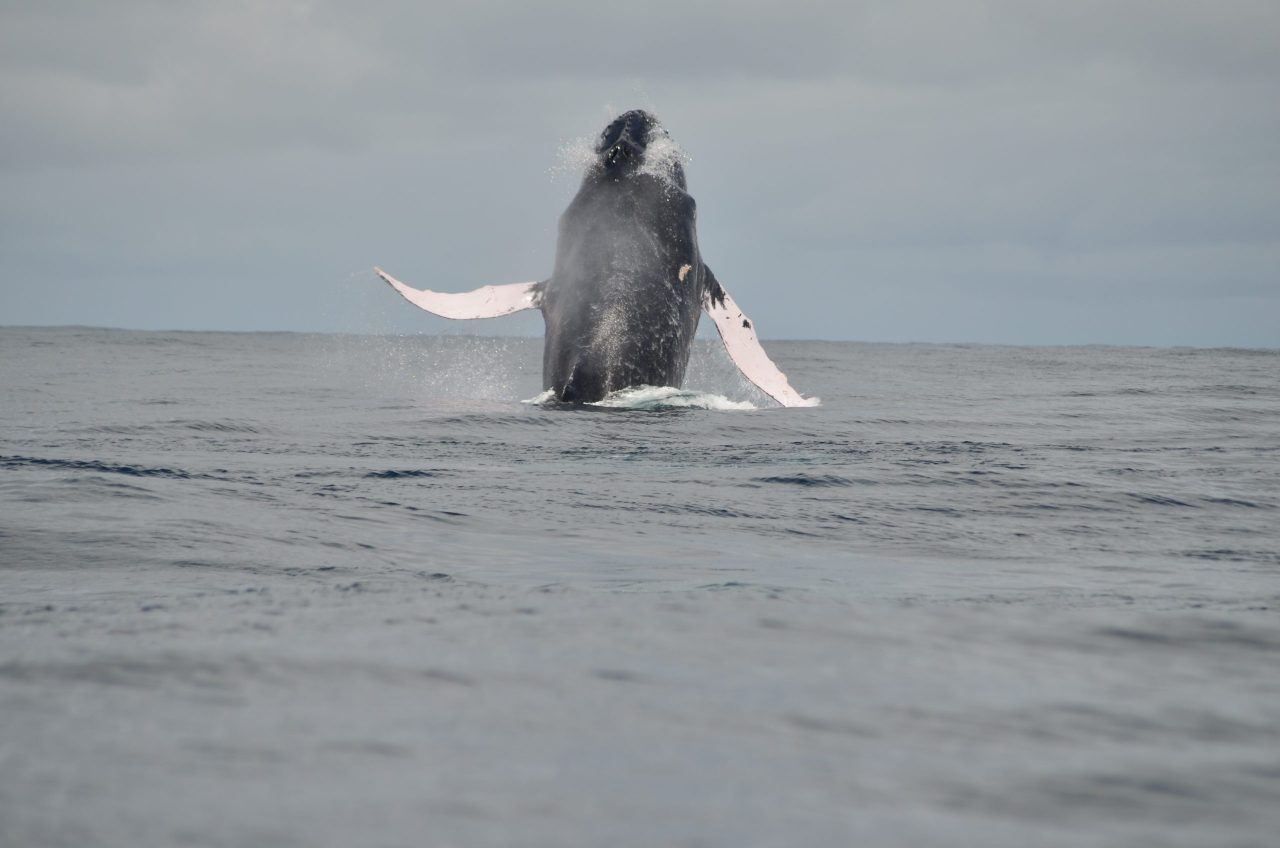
539;110;724;403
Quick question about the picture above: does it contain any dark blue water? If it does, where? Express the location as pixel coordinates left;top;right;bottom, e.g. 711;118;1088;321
3;326;1279;847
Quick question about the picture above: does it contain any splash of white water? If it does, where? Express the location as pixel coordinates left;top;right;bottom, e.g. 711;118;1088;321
549;126;691;188
635;131;691;185
524;385;758;411
549;136;597;182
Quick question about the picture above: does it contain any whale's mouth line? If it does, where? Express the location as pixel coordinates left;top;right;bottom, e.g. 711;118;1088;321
603;141;643;168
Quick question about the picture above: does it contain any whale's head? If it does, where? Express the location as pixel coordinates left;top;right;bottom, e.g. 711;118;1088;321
596;110;658;171
592;110;686;188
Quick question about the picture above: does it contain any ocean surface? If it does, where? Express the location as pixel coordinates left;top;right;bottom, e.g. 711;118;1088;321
2;325;1278;847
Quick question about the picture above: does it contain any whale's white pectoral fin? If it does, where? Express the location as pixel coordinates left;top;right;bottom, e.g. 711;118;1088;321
374;267;542;319
703;286;819;408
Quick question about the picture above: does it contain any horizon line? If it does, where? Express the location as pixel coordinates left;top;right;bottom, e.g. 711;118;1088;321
2;324;1277;353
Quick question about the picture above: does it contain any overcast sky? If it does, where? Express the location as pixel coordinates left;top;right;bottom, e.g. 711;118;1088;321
2;1;1277;345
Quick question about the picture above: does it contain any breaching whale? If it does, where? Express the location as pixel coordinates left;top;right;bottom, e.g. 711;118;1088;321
375;110;816;407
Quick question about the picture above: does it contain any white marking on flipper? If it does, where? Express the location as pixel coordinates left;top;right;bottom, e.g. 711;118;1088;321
374;267;541;320
703;287;819;408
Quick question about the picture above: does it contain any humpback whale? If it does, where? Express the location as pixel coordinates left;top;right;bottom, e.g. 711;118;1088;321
376;110;816;407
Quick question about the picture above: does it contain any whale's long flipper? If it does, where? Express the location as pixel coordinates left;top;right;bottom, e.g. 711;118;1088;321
702;269;819;408
375;267;543;319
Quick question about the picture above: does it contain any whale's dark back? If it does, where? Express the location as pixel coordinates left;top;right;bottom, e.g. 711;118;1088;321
541;115;713;403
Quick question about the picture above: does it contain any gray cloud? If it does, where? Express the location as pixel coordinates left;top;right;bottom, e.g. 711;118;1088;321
2;1;1277;345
